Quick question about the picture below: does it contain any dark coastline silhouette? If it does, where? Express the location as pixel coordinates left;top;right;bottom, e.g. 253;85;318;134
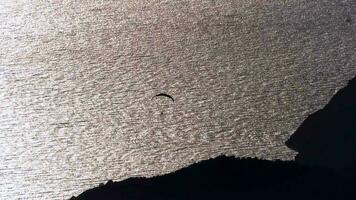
71;156;355;200
71;76;356;200
286;76;356;172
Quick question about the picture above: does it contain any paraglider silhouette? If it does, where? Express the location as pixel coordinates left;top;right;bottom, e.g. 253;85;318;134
151;93;175;102
151;93;175;115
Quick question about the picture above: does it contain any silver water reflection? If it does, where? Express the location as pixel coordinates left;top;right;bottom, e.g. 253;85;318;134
1;0;356;199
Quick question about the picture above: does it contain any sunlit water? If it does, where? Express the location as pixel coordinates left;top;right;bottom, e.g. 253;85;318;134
0;0;355;199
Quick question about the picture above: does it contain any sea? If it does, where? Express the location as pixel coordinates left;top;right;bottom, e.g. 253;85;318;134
0;0;355;199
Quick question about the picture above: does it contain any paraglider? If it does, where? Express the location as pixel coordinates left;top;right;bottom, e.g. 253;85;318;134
151;93;175;115
152;93;175;102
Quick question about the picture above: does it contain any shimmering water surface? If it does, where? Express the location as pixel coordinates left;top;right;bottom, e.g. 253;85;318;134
1;0;355;199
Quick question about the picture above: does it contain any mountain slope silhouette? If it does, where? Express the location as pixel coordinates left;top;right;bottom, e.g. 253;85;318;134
71;156;354;200
286;76;356;171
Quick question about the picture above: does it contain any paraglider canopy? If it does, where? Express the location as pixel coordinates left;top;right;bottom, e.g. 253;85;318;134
152;93;175;102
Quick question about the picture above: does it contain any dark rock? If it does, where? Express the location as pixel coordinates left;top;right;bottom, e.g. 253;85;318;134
286;76;356;171
71;156;355;200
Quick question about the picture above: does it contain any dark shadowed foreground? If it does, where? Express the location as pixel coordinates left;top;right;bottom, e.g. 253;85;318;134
71;77;356;199
286;76;356;171
71;156;355;200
